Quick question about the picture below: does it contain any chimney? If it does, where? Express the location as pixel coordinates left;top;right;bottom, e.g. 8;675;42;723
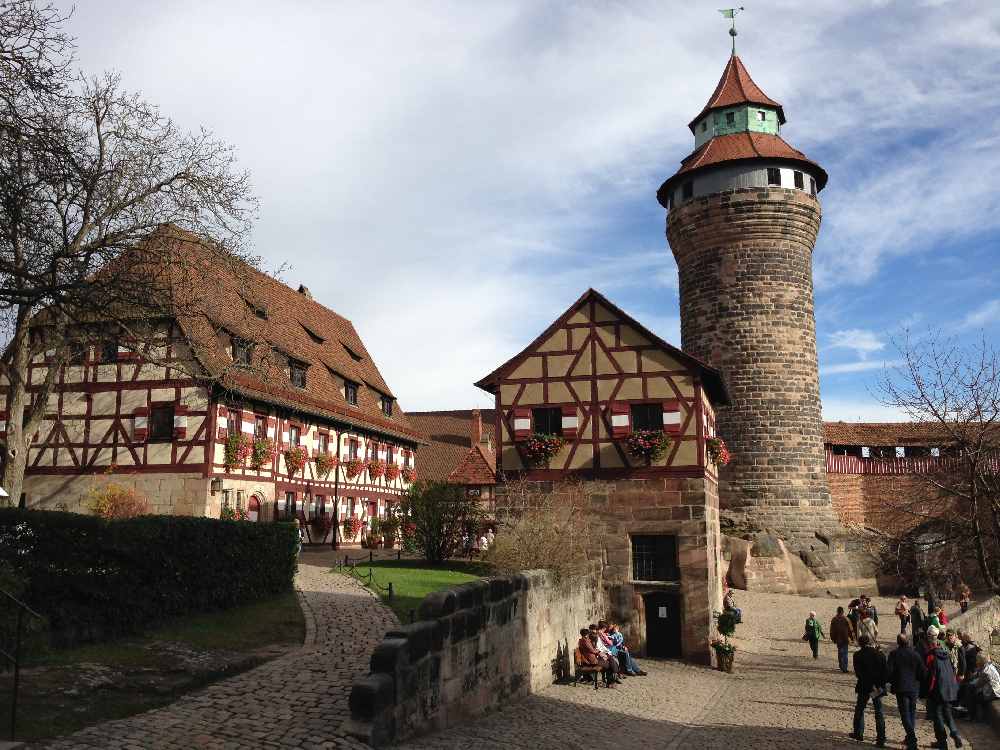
297;284;313;299
471;409;482;446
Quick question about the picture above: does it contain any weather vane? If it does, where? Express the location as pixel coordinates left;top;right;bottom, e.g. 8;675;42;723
719;7;745;55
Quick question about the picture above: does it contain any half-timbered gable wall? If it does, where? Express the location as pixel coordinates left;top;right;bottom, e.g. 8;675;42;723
485;293;718;480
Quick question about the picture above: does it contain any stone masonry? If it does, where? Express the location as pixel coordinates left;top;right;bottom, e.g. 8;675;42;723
666;187;870;583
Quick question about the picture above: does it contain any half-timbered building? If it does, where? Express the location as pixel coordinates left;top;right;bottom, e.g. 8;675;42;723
7;229;423;545
475;289;730;664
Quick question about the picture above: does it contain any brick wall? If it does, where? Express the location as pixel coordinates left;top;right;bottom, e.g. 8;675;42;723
667;188;845;552
829;473;864;526
826;472;940;537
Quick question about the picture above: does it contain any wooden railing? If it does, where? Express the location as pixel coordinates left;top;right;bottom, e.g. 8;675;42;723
826;450;1000;476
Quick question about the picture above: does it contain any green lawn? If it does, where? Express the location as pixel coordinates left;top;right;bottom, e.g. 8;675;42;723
349;559;490;623
4;591;304;742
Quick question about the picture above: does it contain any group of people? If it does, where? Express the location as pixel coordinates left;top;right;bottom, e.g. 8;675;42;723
462;527;495;557
576;620;648;686
810;591;999;749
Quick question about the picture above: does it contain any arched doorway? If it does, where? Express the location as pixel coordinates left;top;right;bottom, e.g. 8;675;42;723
248;493;263;523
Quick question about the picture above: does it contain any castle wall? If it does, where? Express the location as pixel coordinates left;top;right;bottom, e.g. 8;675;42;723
25;473;209;516
667;187;844;551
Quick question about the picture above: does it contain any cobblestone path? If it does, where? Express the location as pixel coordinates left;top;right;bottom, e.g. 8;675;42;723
31;565;398;750
401;592;998;750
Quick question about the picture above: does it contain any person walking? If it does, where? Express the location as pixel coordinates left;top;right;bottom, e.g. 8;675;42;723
958;583;972;614
804;611;825;659
895;595;911;634
851;634;888;747
831;606;855;673
888;633;925;750
858;608;879;648
910;599;926;640
924;625;964;749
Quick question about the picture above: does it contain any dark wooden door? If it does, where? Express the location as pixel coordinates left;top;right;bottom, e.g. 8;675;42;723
644;591;682;658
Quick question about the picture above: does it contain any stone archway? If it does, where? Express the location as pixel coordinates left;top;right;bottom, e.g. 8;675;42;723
248;493;263;522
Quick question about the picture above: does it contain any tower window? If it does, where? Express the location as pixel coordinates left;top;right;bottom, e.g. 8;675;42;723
810;177;817;195
767;168;781;186
756;110;766;121
700;121;707;132
725;111;735;125
793;171;804;189
682;181;693;200
666;191;674;210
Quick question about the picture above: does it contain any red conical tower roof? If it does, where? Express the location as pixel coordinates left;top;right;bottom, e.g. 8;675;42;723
687;54;785;133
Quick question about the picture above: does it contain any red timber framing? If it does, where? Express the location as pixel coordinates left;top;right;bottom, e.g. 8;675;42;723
18;322;211;476
476;289;729;481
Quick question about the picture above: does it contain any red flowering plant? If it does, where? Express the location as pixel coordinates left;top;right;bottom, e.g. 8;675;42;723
224;432;251;470
220;505;249;522
250;437;275;471
521;433;565;467
344;458;365;479
624;430;671;463
314;452;339;479
401;467;416;483
706;437;731;467
283;446;308;476
367;459;386;480
342;515;364;541
385;464;401;481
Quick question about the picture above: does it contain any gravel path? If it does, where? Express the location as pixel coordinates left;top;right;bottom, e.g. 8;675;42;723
400;591;997;750
30;564;398;750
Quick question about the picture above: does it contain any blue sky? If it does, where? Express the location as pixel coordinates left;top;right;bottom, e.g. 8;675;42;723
60;1;1000;421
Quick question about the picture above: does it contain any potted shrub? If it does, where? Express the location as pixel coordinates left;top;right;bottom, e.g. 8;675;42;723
385;464;401;482
344;458;365;479
367;459;386;480
521;433;565;467
342;516;363;543
707;437;731;467
624;429;670;465
314;452;339;479
369;516;381;545
224;432;251;470
250;437;275;471
401;467;416;483
284;445;308;476
381;517;399;548
711;610;738;673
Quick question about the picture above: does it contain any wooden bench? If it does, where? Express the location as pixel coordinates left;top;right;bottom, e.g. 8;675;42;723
573;647;605;690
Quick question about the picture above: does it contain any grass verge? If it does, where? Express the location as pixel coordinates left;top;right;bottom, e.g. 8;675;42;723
348;559;490;622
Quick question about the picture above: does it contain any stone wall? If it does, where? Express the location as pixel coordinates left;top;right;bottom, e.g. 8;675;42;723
344;568;602;747
828;473;864;526
24;473;209;516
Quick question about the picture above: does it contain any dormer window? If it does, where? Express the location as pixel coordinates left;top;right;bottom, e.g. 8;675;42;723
381;396;393;417
345;380;359;405
756;110;766;122
342;343;363;362
301;323;325;344
289;360;307;388
232;337;252;366
725;111;735;125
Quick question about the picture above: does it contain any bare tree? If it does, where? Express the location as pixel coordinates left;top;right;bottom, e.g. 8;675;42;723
877;331;1000;594
0;2;259;504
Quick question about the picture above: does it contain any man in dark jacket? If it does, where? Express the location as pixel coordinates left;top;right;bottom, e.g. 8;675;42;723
925;626;964;749
852;634;888;747
888;634;926;750
910;600;926;640
831;606;855;673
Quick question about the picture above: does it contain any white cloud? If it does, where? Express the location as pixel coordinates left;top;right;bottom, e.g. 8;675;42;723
827;329;886;359
822;397;911;423
821;359;901;375
53;1;1000;410
958;299;1000;330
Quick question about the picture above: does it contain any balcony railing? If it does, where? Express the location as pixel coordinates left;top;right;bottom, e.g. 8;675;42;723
825;450;1000;476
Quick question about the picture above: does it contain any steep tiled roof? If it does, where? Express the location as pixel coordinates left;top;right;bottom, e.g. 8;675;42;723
678;132;826;185
823;422;949;446
407;410;497;484
153;227;423;444
688;54;785;132
448;444;496;485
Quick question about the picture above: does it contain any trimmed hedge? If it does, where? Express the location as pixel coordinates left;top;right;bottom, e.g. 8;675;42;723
0;509;297;646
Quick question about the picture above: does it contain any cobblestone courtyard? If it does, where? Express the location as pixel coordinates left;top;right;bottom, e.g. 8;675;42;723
27;577;997;750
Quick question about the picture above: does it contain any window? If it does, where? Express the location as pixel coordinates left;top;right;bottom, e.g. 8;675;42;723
149;404;174;441
342;343;363;362
630;403;661;432
767;168;781;186
300;323;325;344
381;396;393;417
666;191;673;211
386;446;394;464
631;535;679;582
682;181;693;200
289;425;300;447
931;447;941;458
810;177;817;195
861;446;871;458
403;450;411;469
895;446;906;459
725;111;735;125
290;360;307;388
255;415;267;438
349;439;359;460
318;433;329;453
69;341;87;365
756;110;766;122
345;381;359;405
101;339;119;364
793;171;804;189
531;407;562;437
232;337;252;366
700;121;707;132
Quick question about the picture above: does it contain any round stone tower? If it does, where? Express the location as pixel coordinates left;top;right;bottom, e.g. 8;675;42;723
658;54;848;559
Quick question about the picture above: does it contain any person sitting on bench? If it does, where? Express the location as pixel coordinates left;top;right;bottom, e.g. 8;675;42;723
577;628;614;687
606;622;647;676
723;586;742;624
